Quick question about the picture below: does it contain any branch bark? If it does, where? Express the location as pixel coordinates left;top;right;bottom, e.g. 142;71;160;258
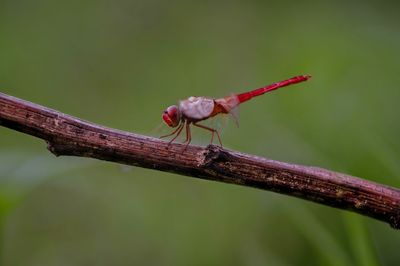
1;92;399;229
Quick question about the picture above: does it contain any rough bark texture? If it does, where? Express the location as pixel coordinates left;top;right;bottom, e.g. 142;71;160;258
1;92;399;229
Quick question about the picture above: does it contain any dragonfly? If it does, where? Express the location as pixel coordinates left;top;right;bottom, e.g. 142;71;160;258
160;75;311;148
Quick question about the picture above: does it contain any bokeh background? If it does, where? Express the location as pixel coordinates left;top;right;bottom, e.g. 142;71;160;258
1;0;400;265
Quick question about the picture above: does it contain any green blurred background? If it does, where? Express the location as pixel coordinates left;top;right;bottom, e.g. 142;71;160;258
1;0;400;265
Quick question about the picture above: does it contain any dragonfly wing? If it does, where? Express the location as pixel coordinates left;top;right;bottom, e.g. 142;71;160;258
229;105;240;128
215;94;240;127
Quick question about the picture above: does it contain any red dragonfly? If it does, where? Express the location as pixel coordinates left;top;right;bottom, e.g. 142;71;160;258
161;75;311;147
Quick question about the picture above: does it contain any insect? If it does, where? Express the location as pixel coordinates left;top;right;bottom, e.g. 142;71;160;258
160;75;311;148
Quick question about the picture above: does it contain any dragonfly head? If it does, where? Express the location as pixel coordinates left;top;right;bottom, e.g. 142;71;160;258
162;105;181;127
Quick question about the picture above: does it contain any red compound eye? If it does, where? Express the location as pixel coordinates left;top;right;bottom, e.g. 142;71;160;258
162;105;180;127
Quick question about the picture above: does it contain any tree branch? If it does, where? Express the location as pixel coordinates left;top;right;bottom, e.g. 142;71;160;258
1;92;399;229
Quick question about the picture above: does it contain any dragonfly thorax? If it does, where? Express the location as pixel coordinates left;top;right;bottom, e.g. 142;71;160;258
179;96;214;121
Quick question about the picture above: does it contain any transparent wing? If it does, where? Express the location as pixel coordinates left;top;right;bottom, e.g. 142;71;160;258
228;105;240;128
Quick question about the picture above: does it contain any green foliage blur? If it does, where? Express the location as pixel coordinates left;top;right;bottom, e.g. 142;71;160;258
1;0;400;265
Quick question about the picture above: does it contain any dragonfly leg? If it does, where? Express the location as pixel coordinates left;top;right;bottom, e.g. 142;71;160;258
193;122;223;147
159;121;185;146
182;122;192;150
168;121;185;145
160;121;184;139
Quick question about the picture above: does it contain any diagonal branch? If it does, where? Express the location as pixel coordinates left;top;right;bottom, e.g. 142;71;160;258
0;92;399;229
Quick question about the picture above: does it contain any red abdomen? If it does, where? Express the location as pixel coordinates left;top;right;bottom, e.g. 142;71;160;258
237;75;311;104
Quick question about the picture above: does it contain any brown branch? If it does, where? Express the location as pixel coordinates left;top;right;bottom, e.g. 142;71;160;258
1;92;400;229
